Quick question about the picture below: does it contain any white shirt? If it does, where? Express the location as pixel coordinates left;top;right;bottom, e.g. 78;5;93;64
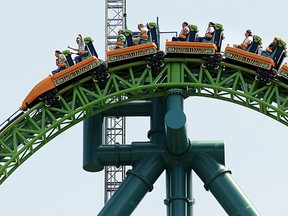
206;26;215;34
243;35;253;44
180;26;190;35
78;40;86;53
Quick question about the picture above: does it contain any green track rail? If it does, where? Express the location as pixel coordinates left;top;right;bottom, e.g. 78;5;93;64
0;57;288;184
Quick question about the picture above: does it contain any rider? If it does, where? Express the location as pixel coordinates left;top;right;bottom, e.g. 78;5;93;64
172;21;190;41
112;29;126;49
67;34;88;63
196;22;215;42
233;29;253;50
51;50;67;75
258;37;280;55
133;23;149;45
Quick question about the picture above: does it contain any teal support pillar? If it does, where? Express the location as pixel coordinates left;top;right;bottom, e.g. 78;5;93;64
95;142;164;166
165;165;189;216
164;89;192;216
166;91;184;110
148;97;167;145
98;154;165;216
83;113;104;172
165;109;188;155
192;152;261;216
165;90;189;156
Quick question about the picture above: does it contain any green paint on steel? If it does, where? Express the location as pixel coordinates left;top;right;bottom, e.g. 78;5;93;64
1;58;288;184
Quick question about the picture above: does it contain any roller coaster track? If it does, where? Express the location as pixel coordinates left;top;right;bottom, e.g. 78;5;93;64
1;57;288;185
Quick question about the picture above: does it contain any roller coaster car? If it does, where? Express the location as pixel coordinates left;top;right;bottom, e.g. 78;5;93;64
256;40;286;85
224;37;287;85
165;41;218;57
166;40;223;72
224;45;277;85
165;23;223;56
224;37;286;70
20;56;106;111
106;42;158;66
224;45;275;70
261;38;286;70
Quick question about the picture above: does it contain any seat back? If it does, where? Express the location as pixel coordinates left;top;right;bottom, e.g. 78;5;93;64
84;37;98;58
276;52;286;70
271;47;286;69
123;30;134;47
62;50;74;67
147;22;159;48
246;35;262;53
187;24;198;42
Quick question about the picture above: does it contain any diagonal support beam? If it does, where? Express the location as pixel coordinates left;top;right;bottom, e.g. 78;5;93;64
192;152;261;215
97;154;165;216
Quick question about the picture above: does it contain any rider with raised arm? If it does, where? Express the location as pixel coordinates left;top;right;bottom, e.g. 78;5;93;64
67;34;87;63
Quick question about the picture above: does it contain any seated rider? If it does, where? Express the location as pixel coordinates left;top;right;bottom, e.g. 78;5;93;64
113;29;126;49
133;23;149;45
52;50;67;75
233;29;253;50
172;21;190;41
258;37;280;55
67;34;88;63
196;22;215;42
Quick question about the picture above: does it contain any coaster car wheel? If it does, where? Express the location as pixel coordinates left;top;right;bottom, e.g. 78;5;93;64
93;62;110;82
44;100;51;107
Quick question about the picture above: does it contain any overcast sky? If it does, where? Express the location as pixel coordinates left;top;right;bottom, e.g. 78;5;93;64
1;0;288;215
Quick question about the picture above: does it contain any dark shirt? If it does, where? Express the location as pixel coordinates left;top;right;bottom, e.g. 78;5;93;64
268;41;278;52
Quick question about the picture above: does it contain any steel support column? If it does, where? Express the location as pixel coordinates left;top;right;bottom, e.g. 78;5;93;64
192;152;261;215
164;89;191;215
98;154;165;216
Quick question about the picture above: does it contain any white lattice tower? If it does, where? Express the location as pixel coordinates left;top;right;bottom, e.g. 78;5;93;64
104;0;127;203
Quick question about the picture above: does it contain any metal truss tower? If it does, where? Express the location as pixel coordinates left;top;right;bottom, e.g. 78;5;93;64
104;0;127;203
105;0;127;49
